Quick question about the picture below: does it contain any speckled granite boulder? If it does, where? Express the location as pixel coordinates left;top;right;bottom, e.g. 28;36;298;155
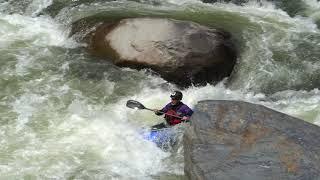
184;100;320;180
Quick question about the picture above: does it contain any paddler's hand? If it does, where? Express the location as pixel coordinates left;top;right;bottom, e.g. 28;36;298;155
153;109;164;115
182;116;190;121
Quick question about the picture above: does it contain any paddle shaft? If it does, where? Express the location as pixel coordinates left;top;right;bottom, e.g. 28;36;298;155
126;100;185;120
144;108;183;119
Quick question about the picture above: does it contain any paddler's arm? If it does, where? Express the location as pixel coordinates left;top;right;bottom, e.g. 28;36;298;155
153;103;170;116
181;106;193;121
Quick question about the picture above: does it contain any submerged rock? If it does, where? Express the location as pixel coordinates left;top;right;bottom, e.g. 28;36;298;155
88;18;237;87
184;100;320;179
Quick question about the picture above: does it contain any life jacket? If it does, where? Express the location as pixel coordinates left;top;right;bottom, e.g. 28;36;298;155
165;103;183;126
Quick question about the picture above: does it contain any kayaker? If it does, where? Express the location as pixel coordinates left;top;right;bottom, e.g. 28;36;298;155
152;91;193;130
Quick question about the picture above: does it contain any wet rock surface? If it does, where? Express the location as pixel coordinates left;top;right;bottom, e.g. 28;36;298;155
184;100;320;180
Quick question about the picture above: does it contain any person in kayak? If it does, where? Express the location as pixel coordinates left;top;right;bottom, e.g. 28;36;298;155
151;91;193;130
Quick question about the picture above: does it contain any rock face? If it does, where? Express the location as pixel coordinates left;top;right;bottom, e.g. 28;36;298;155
89;18;237;87
184;100;320;180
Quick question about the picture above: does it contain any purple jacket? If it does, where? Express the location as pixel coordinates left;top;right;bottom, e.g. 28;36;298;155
161;102;193;117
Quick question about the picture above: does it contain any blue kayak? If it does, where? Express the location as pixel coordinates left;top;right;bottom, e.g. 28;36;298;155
141;127;177;150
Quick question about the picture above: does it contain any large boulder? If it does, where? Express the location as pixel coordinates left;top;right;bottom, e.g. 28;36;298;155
88;18;237;87
184;100;320;179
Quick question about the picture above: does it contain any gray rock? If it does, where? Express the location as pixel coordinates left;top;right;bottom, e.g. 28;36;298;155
184;100;320;180
88;18;237;87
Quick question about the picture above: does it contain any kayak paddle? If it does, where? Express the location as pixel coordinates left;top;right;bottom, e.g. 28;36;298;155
126;100;182;119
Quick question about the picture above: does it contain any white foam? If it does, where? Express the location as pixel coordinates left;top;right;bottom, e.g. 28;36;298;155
14;51;35;76
25;0;53;17
0;14;78;48
201;0;318;33
302;0;320;21
11;93;48;131
167;0;201;5
58;99;170;177
303;0;320;9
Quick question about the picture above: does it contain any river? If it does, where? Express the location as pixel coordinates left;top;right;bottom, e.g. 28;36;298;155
0;0;319;179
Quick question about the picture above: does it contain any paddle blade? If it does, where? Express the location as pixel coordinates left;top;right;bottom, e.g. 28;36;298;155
126;100;146;110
